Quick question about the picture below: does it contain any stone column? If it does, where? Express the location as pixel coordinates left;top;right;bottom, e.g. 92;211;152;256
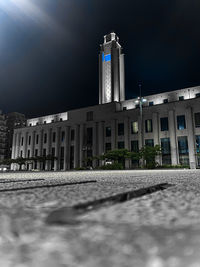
37;129;43;170
11;132;17;159
111;119;116;150
74;125;80;169
98;121;105;166
79;124;85;168
46;128;52;170
54;127;61;171
124;117;130;169
169;110;178;165
15;132;21;159
30;131;35;157
64;126;70;170
186;107;196;169
152;112;161;165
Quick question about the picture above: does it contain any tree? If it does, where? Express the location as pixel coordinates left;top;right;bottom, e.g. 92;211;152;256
101;149;131;168
140;145;161;169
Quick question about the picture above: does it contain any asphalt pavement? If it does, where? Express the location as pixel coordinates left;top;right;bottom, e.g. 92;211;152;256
0;169;199;267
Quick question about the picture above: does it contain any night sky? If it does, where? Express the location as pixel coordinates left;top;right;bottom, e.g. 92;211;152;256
0;0;200;118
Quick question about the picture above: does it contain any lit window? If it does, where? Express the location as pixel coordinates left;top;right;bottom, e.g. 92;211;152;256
131;121;138;134
145;119;153;133
160;117;169;131
177;115;186;130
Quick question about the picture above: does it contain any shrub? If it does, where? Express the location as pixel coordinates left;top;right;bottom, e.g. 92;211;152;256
99;162;124;170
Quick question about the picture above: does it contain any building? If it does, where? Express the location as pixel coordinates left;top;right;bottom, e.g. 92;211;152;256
0;111;26;162
0;111;7;161
5;112;26;159
11;33;200;170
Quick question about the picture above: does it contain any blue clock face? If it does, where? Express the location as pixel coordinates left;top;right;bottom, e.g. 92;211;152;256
102;53;111;62
105;54;111;62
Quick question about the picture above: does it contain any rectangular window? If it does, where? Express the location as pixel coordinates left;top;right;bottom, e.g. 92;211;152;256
195;113;200;128
86;111;93;121
35;149;38;157
86;128;93;145
28;135;31;145
51;147;55;156
43;149;46;157
178;136;188;154
61;131;65;142
118;141;124;149
105;142;111;152
131;140;139;152
27;150;30;158
118;123;124;136
131;140;139;166
145;139;154;147
21;137;24;146
149;101;154;106
60;147;64;170
160;117;169;131
196;93;200;98
52;132;56;143
71;129;75;141
106;126;111;137
44;133;47;144
179;96;184;101
177;115;186;130
145;119;153;133
36;134;39;145
161;138;171;165
131;121;138;134
178;136;189;165
163;99;168;103
196;135;200;167
196;135;200;153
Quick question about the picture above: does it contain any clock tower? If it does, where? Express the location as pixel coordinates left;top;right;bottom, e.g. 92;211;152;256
99;32;125;104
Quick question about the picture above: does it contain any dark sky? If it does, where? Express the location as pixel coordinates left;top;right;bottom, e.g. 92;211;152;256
0;0;200;118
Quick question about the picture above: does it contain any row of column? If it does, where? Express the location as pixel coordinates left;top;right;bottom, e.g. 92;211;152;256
12;108;197;170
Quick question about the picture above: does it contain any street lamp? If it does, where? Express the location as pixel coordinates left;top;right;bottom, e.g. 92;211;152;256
135;84;147;148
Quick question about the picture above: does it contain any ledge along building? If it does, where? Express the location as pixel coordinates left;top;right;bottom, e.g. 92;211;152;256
11;33;200;170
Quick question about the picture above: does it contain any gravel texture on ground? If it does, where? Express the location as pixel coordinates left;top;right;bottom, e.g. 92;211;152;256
0;169;199;267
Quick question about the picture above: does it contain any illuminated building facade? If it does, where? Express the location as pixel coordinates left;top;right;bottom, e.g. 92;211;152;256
11;33;200;170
